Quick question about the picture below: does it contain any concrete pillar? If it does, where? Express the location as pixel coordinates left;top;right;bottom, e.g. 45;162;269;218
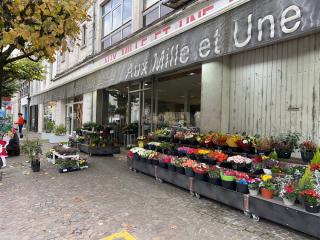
38;104;44;132
83;92;93;124
55;100;66;126
96;89;108;125
200;56;231;133
92;90;97;123
132;0;143;32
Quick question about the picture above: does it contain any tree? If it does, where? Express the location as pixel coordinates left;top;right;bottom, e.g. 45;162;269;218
0;59;45;103
0;0;90;104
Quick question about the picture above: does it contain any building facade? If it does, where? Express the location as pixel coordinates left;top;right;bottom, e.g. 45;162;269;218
29;0;320;143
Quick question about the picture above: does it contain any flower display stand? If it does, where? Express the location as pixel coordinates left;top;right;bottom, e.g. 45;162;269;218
78;143;113;156
156;167;190;190
192;179;245;211
132;159;155;177
248;196;320;238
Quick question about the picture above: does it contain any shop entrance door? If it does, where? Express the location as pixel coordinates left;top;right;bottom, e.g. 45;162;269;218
128;81;153;137
66;102;83;134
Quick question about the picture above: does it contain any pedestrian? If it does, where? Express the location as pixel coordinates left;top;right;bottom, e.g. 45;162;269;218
15;113;24;138
0;139;8;168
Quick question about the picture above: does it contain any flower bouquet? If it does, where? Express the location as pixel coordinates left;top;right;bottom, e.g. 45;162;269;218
192;162;209;181
212;133;228;150
197;149;210;163
227;155;252;173
260;175;277;199
182;159;197;177
210;151;228;168
172;157;187;174
236;134;256;154
254;137;273;155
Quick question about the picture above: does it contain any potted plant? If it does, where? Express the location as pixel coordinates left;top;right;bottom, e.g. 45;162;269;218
255;137;273;155
54;124;67;136
46;149;55;164
236;134;256;154
280;184;297;206
207;166;221;185
273;132;300;159
220;170;236;190
248;178;261;196
259;175;276;199
182;159;196;177
300;189;320;213
79;157;88;169
300;140;317;163
21;139;42;172
236;174;250;194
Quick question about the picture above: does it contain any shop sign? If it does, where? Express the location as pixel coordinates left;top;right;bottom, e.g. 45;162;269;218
104;0;241;64
119;0;320;82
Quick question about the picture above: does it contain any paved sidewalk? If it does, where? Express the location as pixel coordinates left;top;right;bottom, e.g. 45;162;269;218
0;140;316;240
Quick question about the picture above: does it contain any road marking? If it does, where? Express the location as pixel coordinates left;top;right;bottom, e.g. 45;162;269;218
102;230;136;240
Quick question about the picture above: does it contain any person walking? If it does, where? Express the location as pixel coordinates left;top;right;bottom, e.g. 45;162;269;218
15;113;24;138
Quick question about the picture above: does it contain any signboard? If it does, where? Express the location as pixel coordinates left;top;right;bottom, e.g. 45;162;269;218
98;0;320;86
31;0;320;105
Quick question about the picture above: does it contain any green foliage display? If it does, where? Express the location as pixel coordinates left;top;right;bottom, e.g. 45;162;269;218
311;149;320;165
299;167;315;191
54;124;67;136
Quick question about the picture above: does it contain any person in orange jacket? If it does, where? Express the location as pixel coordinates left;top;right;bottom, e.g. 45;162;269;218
15;113;24;138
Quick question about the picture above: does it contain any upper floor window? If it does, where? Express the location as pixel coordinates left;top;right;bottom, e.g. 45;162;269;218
102;0;132;50
143;0;172;27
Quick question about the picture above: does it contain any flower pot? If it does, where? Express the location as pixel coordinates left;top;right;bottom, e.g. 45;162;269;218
159;162;168;169
176;166;185;175
197;155;206;163
188;154;197;160
249;189;259;196
31;159;40;172
260;188;274;199
209;177;221;186
276;149;292;159
185;168;195;177
283;198;295;206
253;169;264;175
232;164;249;173
195;172;208;181
236;182;249;194
168;164;176;172
228;147;242;153
304;204;320;213
221;180;236;191
300;150;315;163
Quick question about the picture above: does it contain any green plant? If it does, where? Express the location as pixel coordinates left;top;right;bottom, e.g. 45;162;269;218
82;122;103;131
56;159;78;169
46;120;55;133
45;150;54;159
21;139;42;161
299;166;315;191
208;168;220;179
311;150;320;165
54;124;67;136
274;132;300;151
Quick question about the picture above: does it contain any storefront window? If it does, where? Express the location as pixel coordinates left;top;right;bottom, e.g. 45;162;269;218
102;0;132;49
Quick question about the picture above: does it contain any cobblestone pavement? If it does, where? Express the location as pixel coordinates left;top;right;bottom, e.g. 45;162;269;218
0;138;316;240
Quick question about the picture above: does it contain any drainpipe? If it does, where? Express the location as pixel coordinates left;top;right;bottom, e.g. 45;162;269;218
92;0;96;56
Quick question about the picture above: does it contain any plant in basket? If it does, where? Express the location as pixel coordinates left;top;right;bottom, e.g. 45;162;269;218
299;140;317;163
182;159;197;177
227;155;252;173
273;132;300;159
300;189;320;213
259;175;277;199
248;178;261;196
254;137;273;155
192;163;209;181
207;166;221;185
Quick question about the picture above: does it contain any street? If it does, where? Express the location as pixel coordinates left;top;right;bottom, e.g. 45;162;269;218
0;140;315;240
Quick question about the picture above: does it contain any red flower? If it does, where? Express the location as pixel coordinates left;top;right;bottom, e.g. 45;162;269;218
310;163;320;171
127;151;134;158
253;156;262;164
284;185;294;194
300;189;320;198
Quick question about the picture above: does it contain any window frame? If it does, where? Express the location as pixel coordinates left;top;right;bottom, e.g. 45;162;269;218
101;0;132;49
142;0;173;27
81;24;87;47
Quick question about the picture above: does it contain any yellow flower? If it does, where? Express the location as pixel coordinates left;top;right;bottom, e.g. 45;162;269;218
262;175;272;182
198;149;210;155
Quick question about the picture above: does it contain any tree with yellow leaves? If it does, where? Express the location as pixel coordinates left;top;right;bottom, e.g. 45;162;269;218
0;0;90;105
